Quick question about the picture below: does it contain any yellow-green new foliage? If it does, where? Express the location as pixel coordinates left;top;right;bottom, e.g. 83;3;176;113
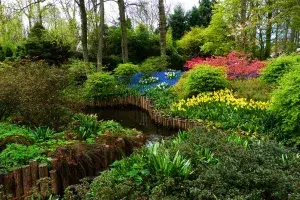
270;65;300;136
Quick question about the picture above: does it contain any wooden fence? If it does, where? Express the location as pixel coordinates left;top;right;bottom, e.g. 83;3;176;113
86;95;201;130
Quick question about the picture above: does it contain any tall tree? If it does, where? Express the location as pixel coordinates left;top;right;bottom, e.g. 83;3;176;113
97;0;104;70
76;0;89;62
198;0;214;27
158;0;167;56
118;0;128;63
168;5;186;40
264;0;273;59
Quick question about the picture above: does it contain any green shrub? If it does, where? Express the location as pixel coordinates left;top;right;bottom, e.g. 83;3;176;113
86;128;300;200
270;65;300;140
173;65;228;98
230;78;272;101
72;114;99;140
68;60;96;85
84;72;120;100
114;63;139;83
177;27;206;58
24;23;71;66
30;127;55;142
139;56;170;74
0;144;47;174
261;54;300;84
0;62;70;128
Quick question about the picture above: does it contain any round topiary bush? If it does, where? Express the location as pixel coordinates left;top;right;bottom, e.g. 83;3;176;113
114;63;139;83
261;54;300;84
84;72;120;100
173;65;228;99
270;65;300;140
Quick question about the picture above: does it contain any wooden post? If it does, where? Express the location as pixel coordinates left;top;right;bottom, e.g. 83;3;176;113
38;164;48;198
30;160;38;186
22;165;32;196
13;168;23;198
3;172;14;198
50;170;59;195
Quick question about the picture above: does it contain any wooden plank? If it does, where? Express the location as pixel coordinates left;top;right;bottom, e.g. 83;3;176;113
13;168;23;198
22;165;32;196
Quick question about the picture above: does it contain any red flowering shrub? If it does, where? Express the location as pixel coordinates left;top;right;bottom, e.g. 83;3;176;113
185;52;266;80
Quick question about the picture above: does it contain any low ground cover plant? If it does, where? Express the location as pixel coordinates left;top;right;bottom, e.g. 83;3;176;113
86;127;300;199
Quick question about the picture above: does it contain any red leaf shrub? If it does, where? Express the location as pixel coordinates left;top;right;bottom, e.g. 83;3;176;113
185;52;266;80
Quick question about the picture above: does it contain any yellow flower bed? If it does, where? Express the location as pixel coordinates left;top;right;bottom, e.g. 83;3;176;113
172;89;270;112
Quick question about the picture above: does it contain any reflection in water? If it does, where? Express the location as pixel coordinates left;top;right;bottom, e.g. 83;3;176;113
84;106;179;144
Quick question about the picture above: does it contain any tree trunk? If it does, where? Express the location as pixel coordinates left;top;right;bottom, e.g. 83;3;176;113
97;0;105;71
78;0;89;62
118;0;128;63
264;0;272;59
240;0;247;52
37;1;43;24
159;0;167;56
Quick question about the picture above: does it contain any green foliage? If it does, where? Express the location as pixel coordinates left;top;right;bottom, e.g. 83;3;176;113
0;62;70;128
173;65;228;98
148;143;192;179
200;3;235;56
87;128;300;199
72;114;99;140
24;23;71;66
84;72;120;100
99;120;138;136
144;87;177;111
139;56;170;74
262;54;300;84
114;63;139;83
168;5;187;40
0;144;47;174
270;66;300;140
230;78;272;101
68;60;96;85
177;27;206;58
30;127;55;143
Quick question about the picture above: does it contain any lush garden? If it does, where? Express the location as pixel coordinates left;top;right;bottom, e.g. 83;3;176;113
1;0;300;199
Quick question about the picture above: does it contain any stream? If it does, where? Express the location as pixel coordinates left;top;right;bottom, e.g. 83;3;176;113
84;105;179;145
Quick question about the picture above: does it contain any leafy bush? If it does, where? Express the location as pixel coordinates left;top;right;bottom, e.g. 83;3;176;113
114;63;139;83
0;144;47;174
173;65;228;98
86;128;300;199
24;23;71;66
0;62;70;128
72;114;99;140
139;56;170;75
148;143;192;179
84;72;120;100
30;127;55;142
270;65;300;141
185;52;266;79
68;60;96;85
230;78;272;101
261;54;300;84
177;27;206;58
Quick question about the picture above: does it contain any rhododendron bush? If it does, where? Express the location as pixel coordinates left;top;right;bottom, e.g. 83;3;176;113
185;52;266;79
